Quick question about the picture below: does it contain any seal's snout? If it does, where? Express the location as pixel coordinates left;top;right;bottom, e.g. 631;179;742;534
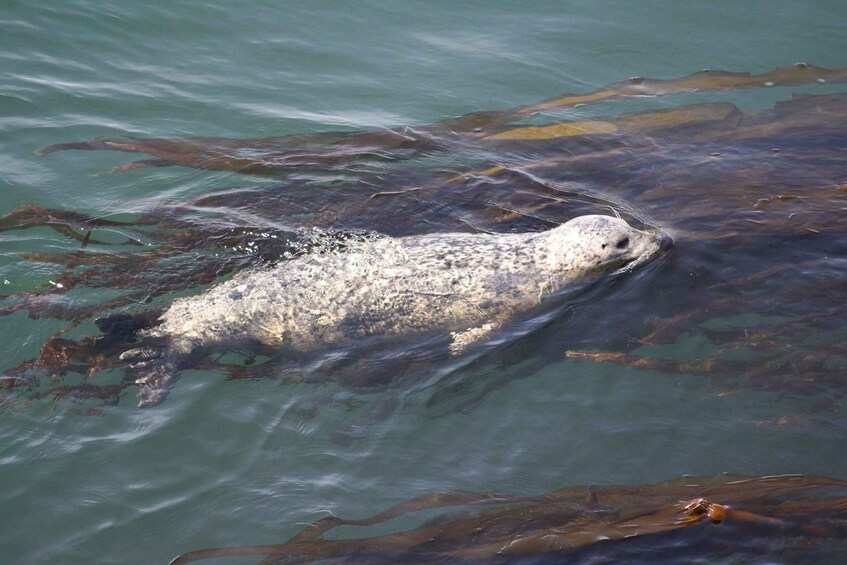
659;232;674;253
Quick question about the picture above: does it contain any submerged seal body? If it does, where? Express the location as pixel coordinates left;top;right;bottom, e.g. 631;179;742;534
125;215;664;406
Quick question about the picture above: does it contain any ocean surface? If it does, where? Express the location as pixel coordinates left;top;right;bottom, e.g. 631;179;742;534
2;2;847;563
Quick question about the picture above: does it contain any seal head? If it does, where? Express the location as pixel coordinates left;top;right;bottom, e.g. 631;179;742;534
541;214;663;282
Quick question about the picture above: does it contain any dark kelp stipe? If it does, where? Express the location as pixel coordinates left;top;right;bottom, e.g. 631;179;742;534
168;474;847;564
2;64;847;409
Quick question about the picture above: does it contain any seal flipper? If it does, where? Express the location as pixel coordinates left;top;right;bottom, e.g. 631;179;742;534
135;361;179;408
95;310;164;336
120;346;184;408
119;335;202;408
95;309;184;407
448;322;499;355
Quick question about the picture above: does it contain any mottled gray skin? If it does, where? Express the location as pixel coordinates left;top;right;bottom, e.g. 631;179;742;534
126;215;663;406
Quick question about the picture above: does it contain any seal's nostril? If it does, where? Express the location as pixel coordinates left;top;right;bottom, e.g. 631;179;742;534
659;234;674;252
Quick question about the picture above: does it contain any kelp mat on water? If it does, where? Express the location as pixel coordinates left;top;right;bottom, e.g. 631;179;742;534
168;474;847;563
2;64;847;409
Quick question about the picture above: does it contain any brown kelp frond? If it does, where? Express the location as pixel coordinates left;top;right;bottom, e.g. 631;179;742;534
35;64;847;178
519;63;847;114
169;474;847;564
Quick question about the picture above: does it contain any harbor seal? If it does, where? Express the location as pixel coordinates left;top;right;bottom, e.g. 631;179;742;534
121;215;665;406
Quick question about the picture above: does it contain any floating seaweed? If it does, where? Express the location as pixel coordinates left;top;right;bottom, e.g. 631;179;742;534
168;474;847;564
3;64;847;409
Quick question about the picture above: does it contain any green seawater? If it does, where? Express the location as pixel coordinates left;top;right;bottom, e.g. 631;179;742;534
2;2;847;563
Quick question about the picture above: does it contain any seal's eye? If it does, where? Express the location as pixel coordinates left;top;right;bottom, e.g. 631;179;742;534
616;237;629;249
